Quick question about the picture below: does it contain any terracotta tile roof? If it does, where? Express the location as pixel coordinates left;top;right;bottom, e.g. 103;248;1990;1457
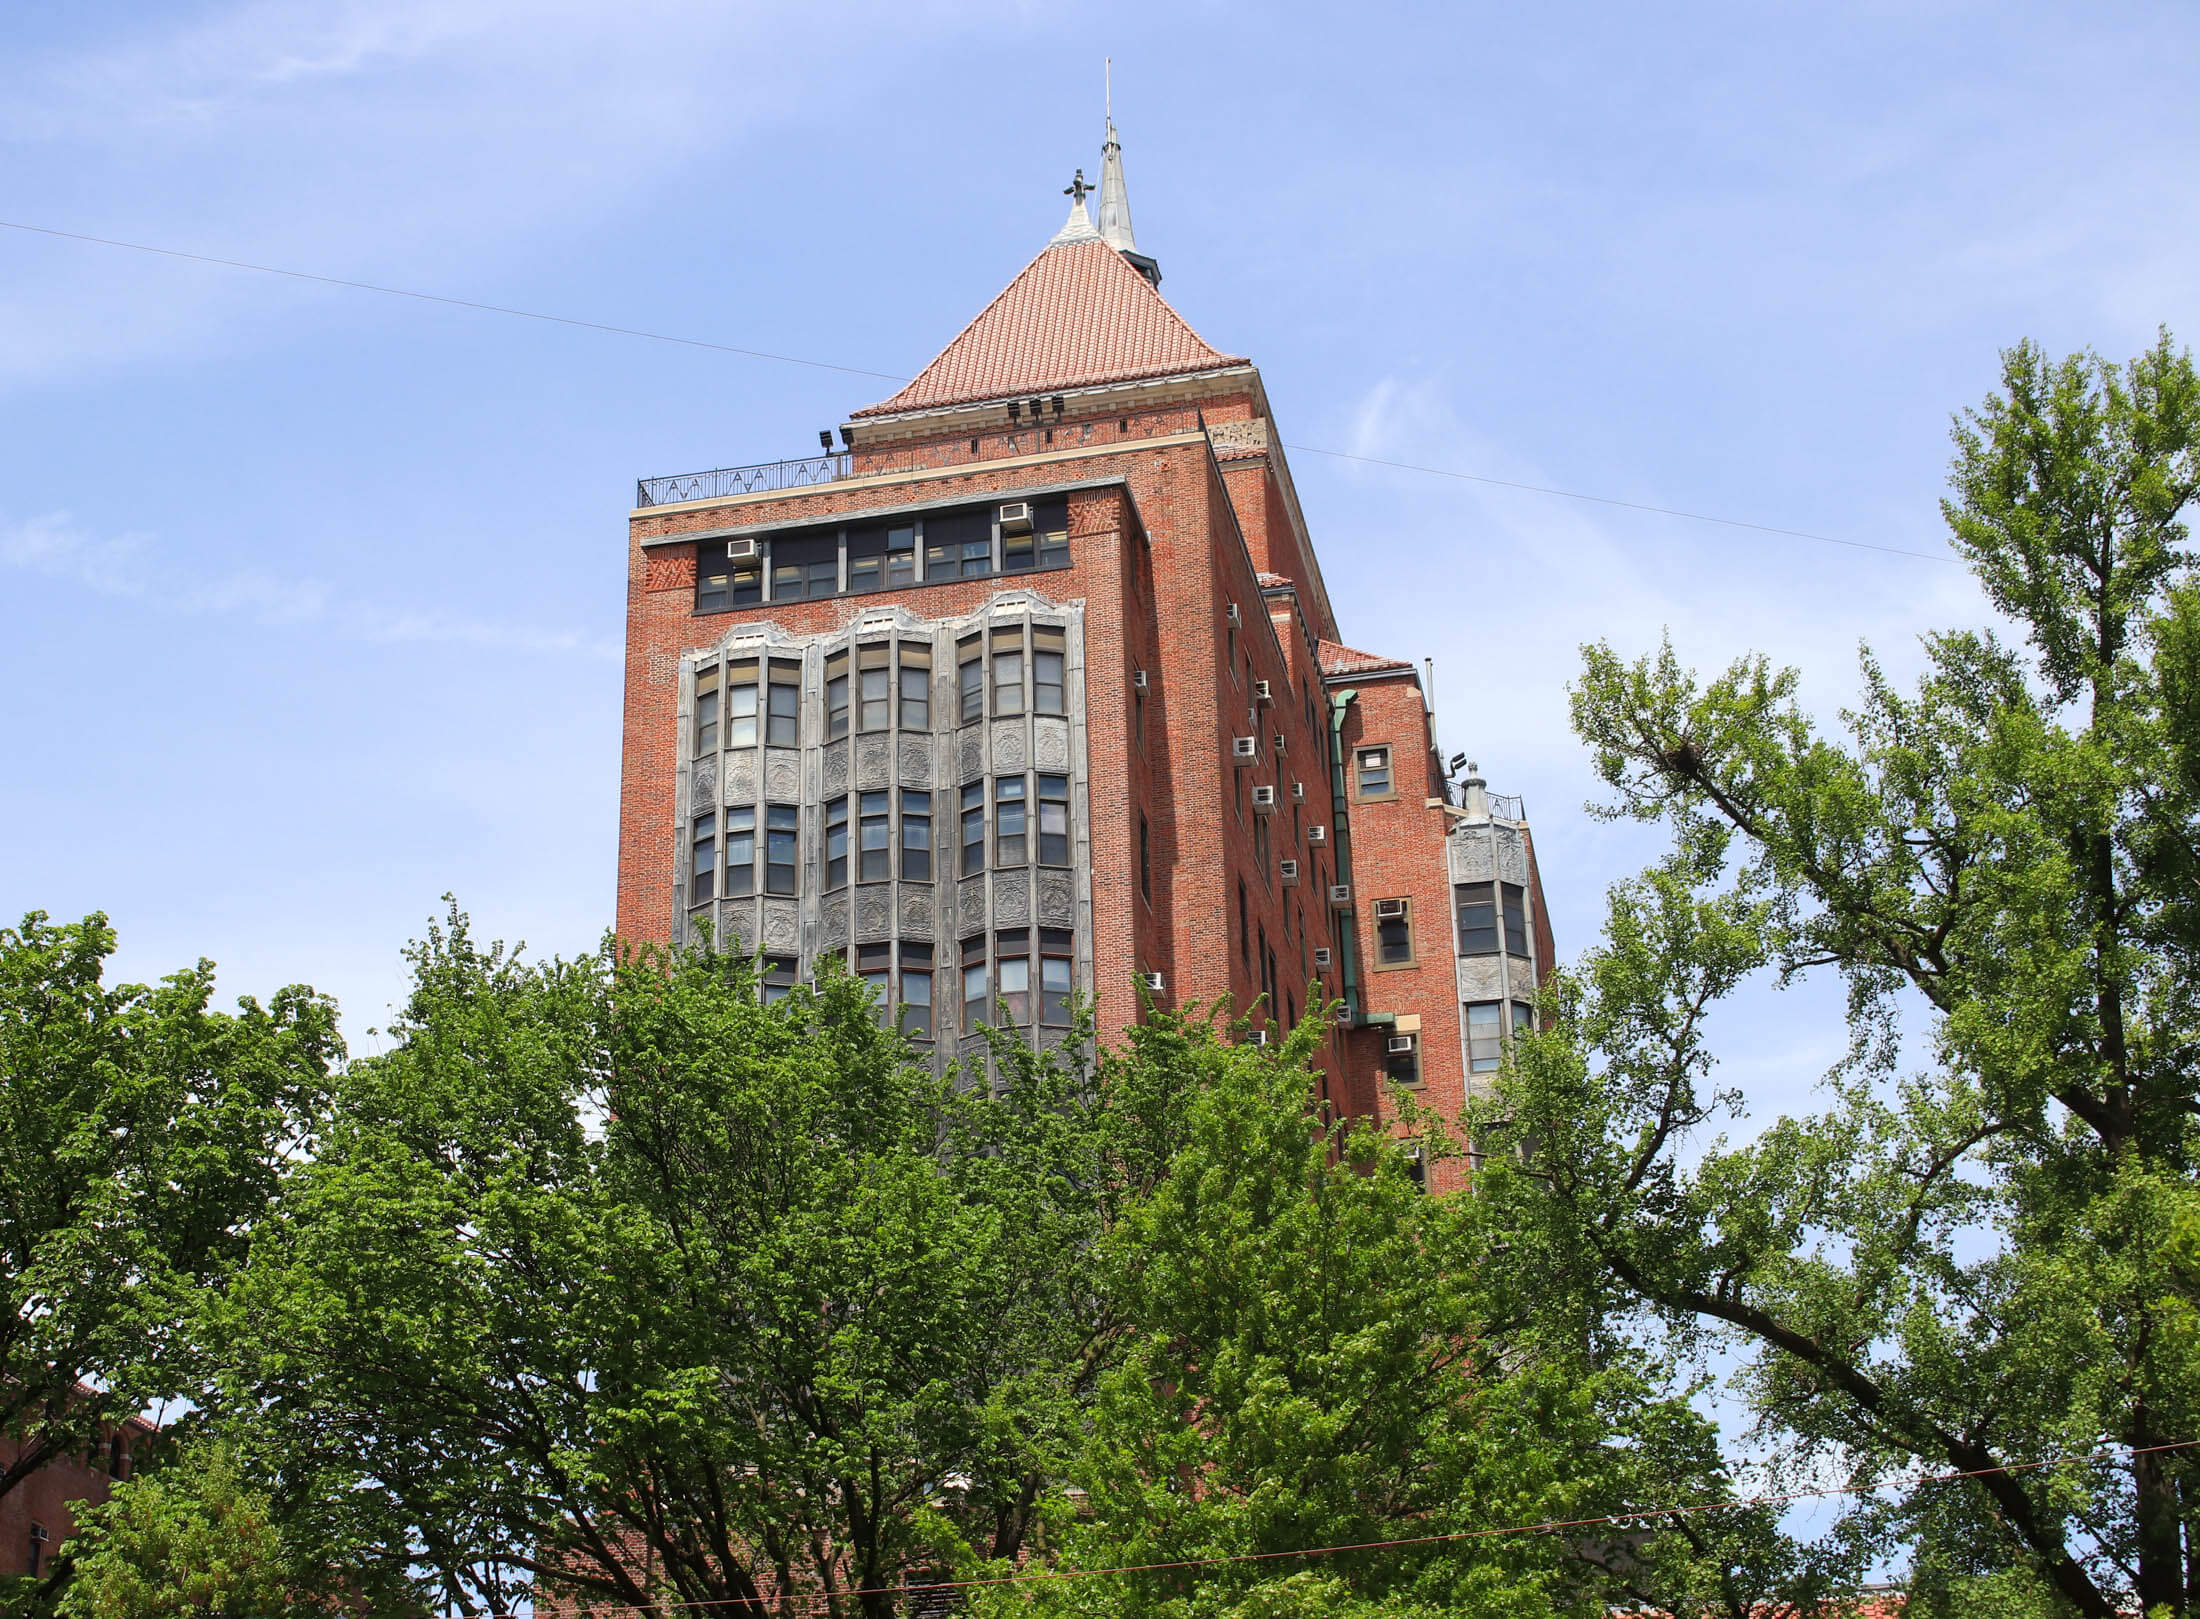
1318;638;1416;677
1257;572;1293;588
851;240;1246;420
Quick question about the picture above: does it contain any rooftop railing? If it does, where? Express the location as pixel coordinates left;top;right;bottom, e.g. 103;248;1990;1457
636;452;851;508
1490;791;1526;821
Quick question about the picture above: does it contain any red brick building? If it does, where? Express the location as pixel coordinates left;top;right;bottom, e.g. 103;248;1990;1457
615;126;1552;1184
0;1390;154;1578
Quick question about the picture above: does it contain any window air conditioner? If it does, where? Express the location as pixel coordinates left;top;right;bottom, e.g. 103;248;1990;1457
1387;1033;1417;1055
1272;733;1287;755
1226;603;1242;627
1251;785;1278;812
1232;737;1259;763
1307;825;1328;845
1291;781;1306;801
998;501;1034;533
1253;679;1273;703
726;536;760;562
1328;883;1352;906
1333;1005;1355;1026
1140;970;1165;993
1312;947;1333;970
1246;1029;1270;1047
1279;859;1300;885
1132;669;1149;690
1374;898;1408;920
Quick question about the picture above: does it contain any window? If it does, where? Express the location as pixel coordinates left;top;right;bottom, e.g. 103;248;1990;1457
992;631;1024;717
826;650;851;740
690;812;717;903
1033;626;1066;716
1252;814;1270;881
1139;812;1152;901
1502;882;1530;956
1041;928;1073;1025
995;776;1027;865
28;1523;47;1577
694;667;720;753
997;929;1031;1024
1002;518;1036;574
958;636;983;724
1134;688;1146;748
962;936;989;1031
771;532;838;600
696;540;759;612
857;941;892;1023
1037;775;1069;865
927;512;992;579
847;523;916;592
1376;901;1413;966
1466;1002;1504;1072
1037;500;1069;569
766;660;800;747
858;644;891;731
762;955;798;1004
1356;746;1393;799
1386;1035;1420;1087
825;798;849;889
1238;878;1250;969
899;644;932;728
858;791;891;881
727;660;760;747
901;790;933;880
901;943;934;1040
1456;882;1498;955
961;783;985;875
725;807;756;897
765;804;798;895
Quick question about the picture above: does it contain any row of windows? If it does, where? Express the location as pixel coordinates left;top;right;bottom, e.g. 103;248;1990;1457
741;931;1076;1042
690;774;1074;902
692;624;1069;756
696;501;1071;613
1352;883;1533;969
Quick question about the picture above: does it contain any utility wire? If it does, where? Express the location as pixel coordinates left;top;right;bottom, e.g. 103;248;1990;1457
517;1436;2200;1615
3;216;1955;564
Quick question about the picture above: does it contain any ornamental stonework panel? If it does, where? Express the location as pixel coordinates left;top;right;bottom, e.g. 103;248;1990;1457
724;750;757;804
1037;870;1075;927
820;893;849;950
822;742;850;798
855;885;892;940
898;736;932;785
762;901;800;952
960;732;983;781
957;881;986;934
1456;956;1504;1001
991;721;1027;770
690;763;717;811
994;870;1029;925
1497;836;1529;884
720;906;752;953
1033;720;1070;771
765;750;801;802
856;737;890;791
899;890;934;936
1451;836;1493;881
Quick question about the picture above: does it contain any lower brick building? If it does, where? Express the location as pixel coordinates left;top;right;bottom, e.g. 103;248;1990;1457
615;123;1553;1183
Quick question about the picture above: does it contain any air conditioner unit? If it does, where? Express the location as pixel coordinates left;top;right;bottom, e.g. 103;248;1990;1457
1307;825;1328;846
1232;737;1259;763
1387;1033;1417;1055
1333;1005;1355;1026
1312;947;1333;970
1290;781;1306;801
1246;1029;1270;1047
998;501;1034;533
1272;733;1287;755
1328;883;1352;906
1132;669;1149;690
1374;898;1408;920
1226;603;1242;627
1140;970;1165;992
726;535;760;562
1251;785;1278;812
1253;679;1274;703
1279;859;1300;885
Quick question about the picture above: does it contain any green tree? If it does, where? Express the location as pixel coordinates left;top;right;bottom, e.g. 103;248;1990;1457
1491;331;2200;1614
0;913;338;1611
219;909;1144;1617
998;1013;1841;1619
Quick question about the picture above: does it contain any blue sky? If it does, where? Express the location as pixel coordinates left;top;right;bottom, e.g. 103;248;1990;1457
4;0;2195;1114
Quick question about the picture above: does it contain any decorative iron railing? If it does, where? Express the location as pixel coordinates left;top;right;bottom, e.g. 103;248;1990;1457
1489;792;1526;822
636;452;851;508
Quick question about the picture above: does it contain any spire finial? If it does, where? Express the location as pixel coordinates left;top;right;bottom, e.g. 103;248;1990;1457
1064;169;1093;206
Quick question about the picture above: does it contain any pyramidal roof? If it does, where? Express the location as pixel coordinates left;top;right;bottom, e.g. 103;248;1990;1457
1319;638;1416;677
850;236;1246;420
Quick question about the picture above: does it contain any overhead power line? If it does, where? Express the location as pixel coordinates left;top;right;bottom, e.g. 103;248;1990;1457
2;216;1954;564
518;1436;2199;1615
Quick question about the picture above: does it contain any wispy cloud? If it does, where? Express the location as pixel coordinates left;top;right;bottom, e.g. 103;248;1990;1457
3;511;613;658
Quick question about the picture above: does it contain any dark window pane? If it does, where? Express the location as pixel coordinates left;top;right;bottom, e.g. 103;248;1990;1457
900;652;931;728
725;807;755;897
772;533;837;600
995;777;1026;866
691;813;716;903
1038;777;1069;867
766;804;798;895
826;798;849;889
694;684;719;754
1456;882;1498;955
826;653;850;741
1378;913;1411;964
998;955;1031;1024
767;665;800;747
959;657;983;724
1033;650;1065;716
727;663;760;746
859;653;890;730
992;650;1024;716
901;970;932;1039
1502;882;1529;956
902;790;932;880
1041;952;1072;1025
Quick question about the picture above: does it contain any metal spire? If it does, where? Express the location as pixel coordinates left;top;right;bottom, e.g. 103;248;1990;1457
1095;64;1161;286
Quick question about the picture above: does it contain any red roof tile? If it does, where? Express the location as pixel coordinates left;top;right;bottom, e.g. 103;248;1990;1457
851;240;1245;419
1318;638;1416;676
